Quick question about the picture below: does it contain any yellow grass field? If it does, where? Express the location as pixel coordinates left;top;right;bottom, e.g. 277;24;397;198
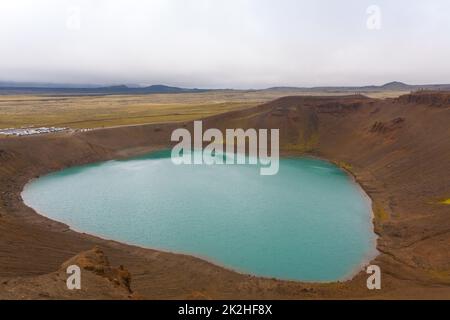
0;90;408;129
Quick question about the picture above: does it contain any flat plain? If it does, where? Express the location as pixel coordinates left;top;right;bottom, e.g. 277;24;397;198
0;90;408;129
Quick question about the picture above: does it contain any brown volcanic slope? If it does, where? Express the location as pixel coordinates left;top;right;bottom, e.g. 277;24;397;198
0;92;449;299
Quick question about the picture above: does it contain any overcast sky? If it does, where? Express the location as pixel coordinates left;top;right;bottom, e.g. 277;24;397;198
1;0;450;88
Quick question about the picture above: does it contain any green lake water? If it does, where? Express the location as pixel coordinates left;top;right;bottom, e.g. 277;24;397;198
22;150;377;281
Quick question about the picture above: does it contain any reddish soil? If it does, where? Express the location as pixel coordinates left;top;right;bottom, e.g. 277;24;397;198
0;92;449;299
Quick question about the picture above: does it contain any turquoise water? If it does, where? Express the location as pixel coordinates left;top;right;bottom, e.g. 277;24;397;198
22;150;376;281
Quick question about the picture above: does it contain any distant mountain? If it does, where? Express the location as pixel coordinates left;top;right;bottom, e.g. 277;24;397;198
1;81;450;95
0;83;209;95
0;81;102;89
140;84;204;93
266;82;450;92
379;81;411;90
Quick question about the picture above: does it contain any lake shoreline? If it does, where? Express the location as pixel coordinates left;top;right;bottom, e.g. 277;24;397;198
21;151;378;284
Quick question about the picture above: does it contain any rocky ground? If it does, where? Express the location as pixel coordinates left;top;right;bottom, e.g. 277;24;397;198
0;92;449;299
